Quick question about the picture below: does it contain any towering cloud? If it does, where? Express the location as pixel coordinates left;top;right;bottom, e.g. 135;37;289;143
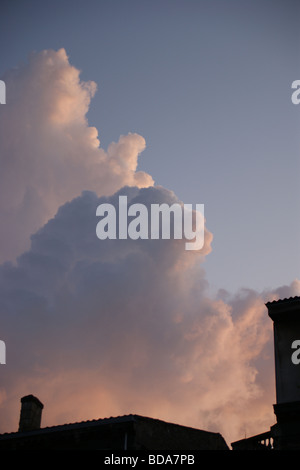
0;48;153;263
0;50;299;446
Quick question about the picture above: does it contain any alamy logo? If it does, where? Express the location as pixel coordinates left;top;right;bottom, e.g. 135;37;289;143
96;196;205;251
291;340;300;365
0;80;6;104
0;340;6;364
291;80;300;105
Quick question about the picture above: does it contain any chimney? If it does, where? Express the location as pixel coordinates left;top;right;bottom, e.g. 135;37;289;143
266;296;300;449
18;395;44;432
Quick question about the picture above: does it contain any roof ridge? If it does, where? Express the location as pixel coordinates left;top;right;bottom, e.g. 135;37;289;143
266;295;300;306
0;413;138;437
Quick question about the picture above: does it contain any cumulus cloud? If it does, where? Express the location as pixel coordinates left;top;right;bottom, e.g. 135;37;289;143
0;186;298;445
0;49;299;448
0;48;153;263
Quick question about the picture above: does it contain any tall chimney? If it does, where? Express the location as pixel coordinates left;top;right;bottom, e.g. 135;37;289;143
266;296;300;449
18;395;44;432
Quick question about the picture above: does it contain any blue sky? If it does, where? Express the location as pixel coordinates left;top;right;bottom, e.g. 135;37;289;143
1;0;299;294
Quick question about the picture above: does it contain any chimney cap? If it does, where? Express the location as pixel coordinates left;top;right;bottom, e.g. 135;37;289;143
21;395;44;409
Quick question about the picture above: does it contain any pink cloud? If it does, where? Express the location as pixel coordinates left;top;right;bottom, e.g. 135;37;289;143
0;48;153;263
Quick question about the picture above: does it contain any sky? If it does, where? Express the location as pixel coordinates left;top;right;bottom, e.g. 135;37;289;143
0;0;299;447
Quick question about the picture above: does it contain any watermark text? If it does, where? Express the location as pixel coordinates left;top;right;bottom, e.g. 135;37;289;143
0;340;6;364
96;196;205;251
0;80;6;104
291;340;300;364
291;80;300;105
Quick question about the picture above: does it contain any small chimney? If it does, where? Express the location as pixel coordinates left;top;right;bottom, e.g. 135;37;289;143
18;395;44;432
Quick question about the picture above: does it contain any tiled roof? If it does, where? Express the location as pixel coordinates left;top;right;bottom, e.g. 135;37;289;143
266;296;300;307
0;413;216;440
0;414;137;439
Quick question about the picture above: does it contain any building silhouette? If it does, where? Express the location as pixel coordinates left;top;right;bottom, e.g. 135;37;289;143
232;296;300;450
0;396;228;450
